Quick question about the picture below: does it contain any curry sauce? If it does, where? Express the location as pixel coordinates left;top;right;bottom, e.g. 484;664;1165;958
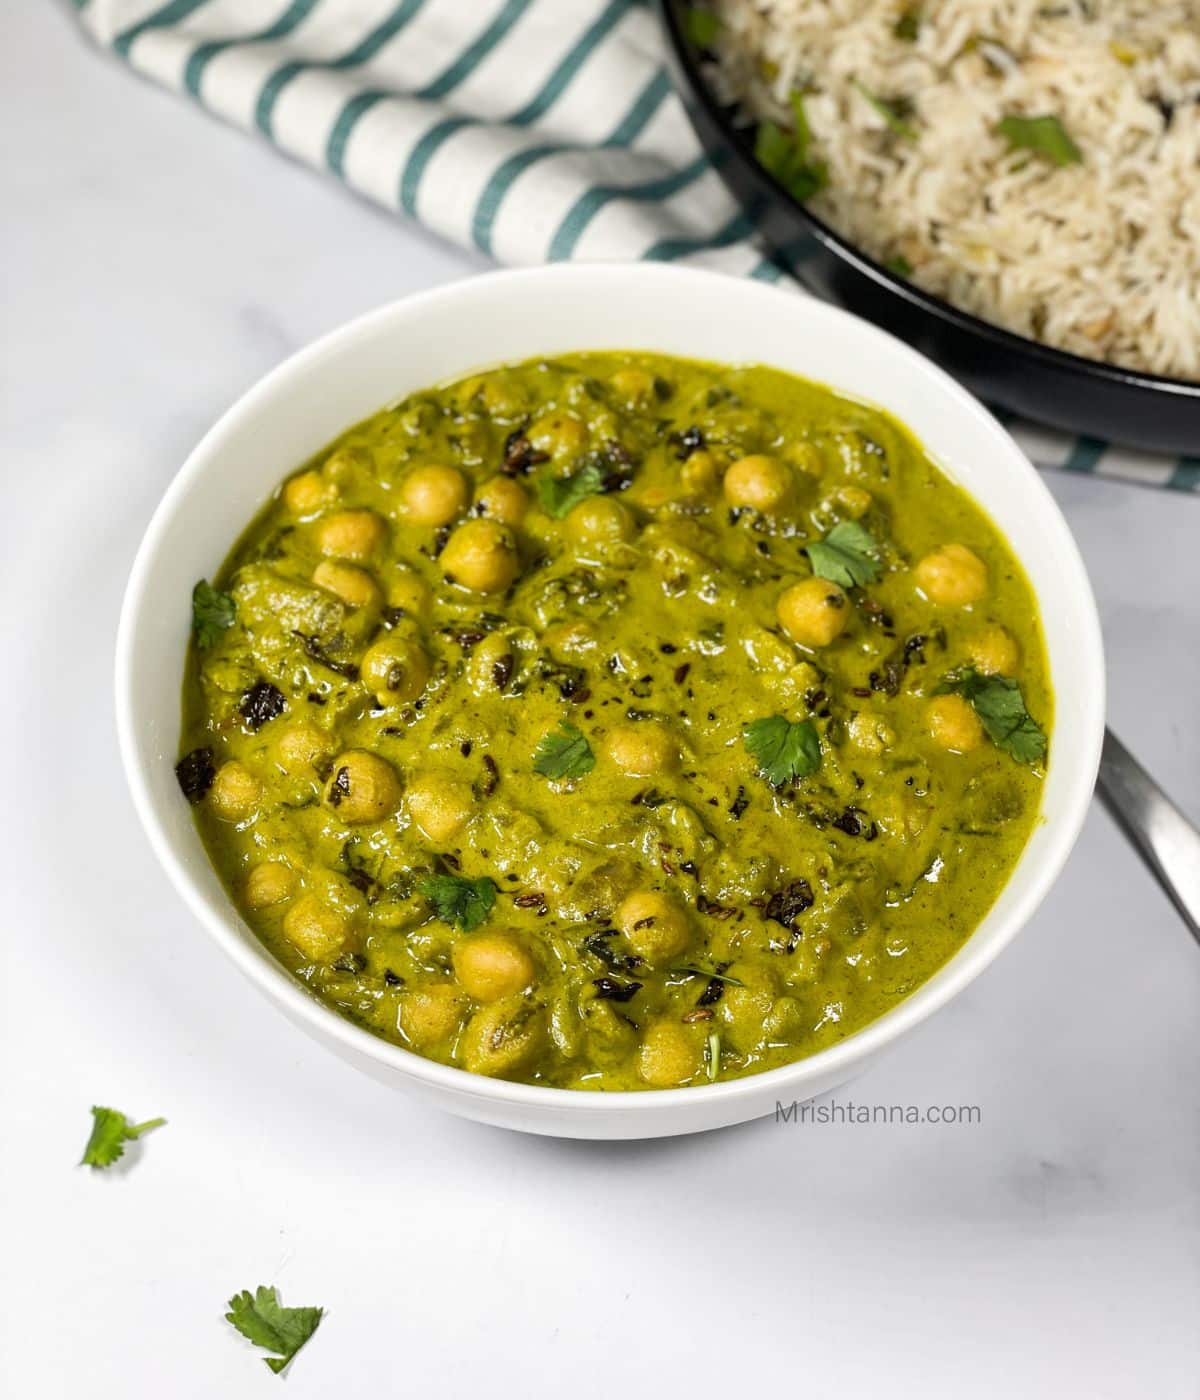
178;353;1050;1090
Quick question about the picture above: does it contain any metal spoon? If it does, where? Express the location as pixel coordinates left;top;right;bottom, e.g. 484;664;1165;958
1096;729;1200;947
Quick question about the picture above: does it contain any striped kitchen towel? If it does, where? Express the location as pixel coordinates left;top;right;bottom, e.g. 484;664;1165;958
73;0;1197;491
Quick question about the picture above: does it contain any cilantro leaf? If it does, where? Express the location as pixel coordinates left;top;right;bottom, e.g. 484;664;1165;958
852;81;918;139
806;521;882;587
894;7;920;40
683;6;720;47
225;1286;323;1376
80;1106;166;1169
533;723;596;781
744;716;822;787
192;579;236;649
536;461;607;519
884;254;913;278
419;873;497;932
788;89;815;153
997;114;1082;167
936;667;1048;763
755;122;796;179
754;92;828;202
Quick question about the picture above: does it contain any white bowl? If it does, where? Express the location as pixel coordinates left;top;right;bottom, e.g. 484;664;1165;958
116;264;1104;1139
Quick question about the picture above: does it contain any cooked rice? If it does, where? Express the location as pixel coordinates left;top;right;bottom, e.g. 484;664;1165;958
708;0;1200;380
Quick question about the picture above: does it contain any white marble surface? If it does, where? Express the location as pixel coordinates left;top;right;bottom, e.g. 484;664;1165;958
3;5;1199;1397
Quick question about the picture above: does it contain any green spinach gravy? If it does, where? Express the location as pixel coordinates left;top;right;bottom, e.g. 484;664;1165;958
178;353;1050;1090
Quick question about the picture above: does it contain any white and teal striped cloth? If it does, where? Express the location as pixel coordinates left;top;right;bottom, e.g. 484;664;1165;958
74;0;1198;490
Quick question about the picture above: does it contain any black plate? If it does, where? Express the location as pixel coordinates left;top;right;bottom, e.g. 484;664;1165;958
658;1;1200;455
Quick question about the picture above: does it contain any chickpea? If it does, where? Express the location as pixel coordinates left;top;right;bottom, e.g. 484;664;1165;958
407;771;475;844
680;449;719;495
476;475;529;526
723;454;792;514
719;965;777;1053
360;633;430;707
635;484;673;511
834;484;872;518
611;366;657;406
645;521;716;582
386;565;431;619
528;411;586;460
914;543;988;606
848;710;895;755
786;441;825;478
277;723;330;774
325;750;402;824
453;932;535;1002
321;446;363;487
873;794;926;845
777;577;850;648
542;619;598;659
456;373;526;418
604;721;677;778
966;624;1020;676
926;694;984;753
616;890;691;966
638;1020;701;1088
283;469;336;515
460;995;545;1078
371;892;427;933
209;760;261;822
440;518;519;593
566;496;634;546
282;894;353;962
244;862;297;909
312;559;381;610
765;995;806;1041
399;982;467;1050
399;464;470;527
581;998;637;1054
466;632;517;697
314;509;387;562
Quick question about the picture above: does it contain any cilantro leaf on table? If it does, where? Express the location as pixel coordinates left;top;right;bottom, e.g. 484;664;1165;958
191;579;236;649
418;873;497;932
225;1286;324;1376
533;722;596;781
935;667;1048;763
806;521;882;587
744;715;822;787
80;1106;166;1169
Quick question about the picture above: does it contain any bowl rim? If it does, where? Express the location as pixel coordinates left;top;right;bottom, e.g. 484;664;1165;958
115;262;1106;1119
658;0;1200;403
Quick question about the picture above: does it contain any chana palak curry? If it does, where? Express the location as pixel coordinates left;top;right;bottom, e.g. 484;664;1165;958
178;352;1050;1090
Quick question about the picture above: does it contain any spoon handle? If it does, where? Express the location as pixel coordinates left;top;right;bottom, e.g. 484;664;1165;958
1096;728;1200;948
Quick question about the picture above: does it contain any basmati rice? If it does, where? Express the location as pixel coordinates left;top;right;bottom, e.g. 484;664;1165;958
708;0;1200;380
